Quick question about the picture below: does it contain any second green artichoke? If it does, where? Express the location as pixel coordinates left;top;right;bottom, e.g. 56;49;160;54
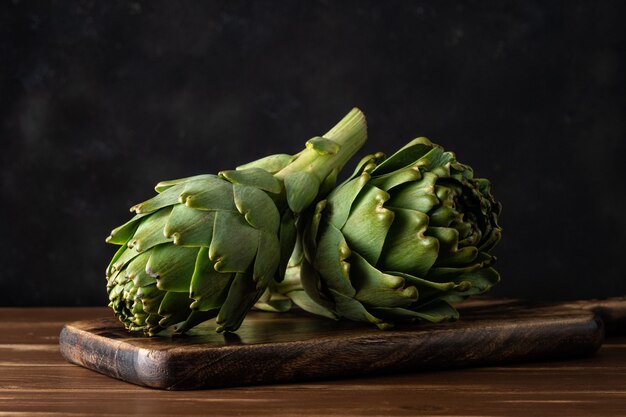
286;137;502;329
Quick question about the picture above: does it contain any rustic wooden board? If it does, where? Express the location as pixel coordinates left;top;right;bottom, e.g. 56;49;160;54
59;301;604;390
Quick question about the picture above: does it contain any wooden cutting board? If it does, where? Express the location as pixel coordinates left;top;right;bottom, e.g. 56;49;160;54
59;300;610;390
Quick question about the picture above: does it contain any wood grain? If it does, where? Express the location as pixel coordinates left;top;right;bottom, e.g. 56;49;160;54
1;307;625;416
459;297;626;336
59;302;603;390
561;298;626;336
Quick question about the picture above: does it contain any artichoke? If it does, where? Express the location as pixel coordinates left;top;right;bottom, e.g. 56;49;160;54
105;108;367;335
286;137;502;329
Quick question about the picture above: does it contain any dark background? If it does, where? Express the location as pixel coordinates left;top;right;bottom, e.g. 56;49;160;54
2;1;624;306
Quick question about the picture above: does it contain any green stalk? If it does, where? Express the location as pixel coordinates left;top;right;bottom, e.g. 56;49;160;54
274;108;367;182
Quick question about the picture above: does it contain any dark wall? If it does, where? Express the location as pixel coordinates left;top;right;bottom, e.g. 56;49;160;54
2;1;625;306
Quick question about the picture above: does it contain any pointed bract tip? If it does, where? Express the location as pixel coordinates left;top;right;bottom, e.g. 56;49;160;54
376;322;394;330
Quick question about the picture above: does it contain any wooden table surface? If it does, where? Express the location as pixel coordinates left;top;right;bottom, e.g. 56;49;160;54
1;307;625;417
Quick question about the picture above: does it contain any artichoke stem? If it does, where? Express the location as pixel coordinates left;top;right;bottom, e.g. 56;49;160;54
274;108;368;182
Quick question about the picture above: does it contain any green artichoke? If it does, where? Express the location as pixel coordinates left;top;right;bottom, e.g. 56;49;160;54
285;137;502;329
105;108;367;335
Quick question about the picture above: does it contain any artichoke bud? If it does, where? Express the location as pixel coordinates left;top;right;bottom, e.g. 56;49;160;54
293;137;502;329
105;108;368;335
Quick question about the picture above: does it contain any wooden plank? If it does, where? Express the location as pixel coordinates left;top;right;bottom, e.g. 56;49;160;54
59;303;603;390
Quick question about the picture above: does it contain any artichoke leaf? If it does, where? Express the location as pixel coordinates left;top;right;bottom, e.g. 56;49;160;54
155;174;217;193
126;252;155;287
216;272;262;332
341;184;395;265
157;291;193;329
140;289;165;315
434;181;462;207
145;314;162;327
136;282;162;302
350;253;418;308
349;253;404;290
300;257;337;312
236;153;293;173
318;167;340;198
415;146;454;178
370;299;459;323
164;204;215;247
453;220;474;241
427;263;485;280
106;243;128;277
452;267;500;295
285;289;338;320
435;246;479;267
385;172;439;213
255;288;293;313
313;223;356;297
127;207;173;252
306;136;341;155
209;211;258;273
326;172;371;228
347;153;385;181
106;212;150;245
303;201;325;260
387;270;459;300
131;183;185;214
368;165;422;191
174;309;220;334
131;300;145;316
284;171;321;213
427;227;479;267
110;244;144;275
111;267;128;286
329;289;392;330
252;231;280;288
220;168;282;194
478;227;502;252
232;184;280;233
277;209;297;280
190;246;234;311
355;287;418;308
107;282;123;301
371;137;435;175
428;206;463;227
379;207;439;277
180;176;237;211
146;244;198;292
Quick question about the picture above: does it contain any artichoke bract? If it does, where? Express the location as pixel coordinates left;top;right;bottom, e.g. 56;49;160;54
293;137;502;329
105;108;367;335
